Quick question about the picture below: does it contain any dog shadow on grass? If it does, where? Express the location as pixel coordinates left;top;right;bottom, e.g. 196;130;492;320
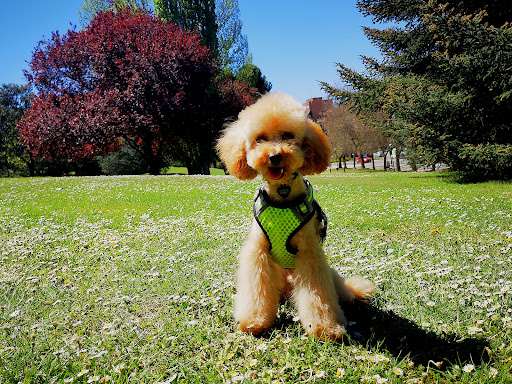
343;301;490;368
273;301;490;369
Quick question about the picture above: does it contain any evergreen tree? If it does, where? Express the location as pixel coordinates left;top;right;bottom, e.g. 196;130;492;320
323;0;512;180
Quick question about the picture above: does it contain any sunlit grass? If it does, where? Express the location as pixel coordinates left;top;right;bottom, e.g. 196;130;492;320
161;166;226;176
0;171;511;383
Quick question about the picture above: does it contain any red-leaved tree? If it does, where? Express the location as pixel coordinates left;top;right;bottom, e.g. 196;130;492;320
167;75;259;174
19;7;256;174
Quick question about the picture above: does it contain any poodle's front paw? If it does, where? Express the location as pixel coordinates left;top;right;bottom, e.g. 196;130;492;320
307;322;346;342
238;321;272;337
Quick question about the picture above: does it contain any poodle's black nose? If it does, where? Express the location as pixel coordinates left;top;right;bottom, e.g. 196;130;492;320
269;154;283;166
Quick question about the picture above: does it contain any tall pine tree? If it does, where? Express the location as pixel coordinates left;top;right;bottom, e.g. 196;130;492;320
323;0;512;180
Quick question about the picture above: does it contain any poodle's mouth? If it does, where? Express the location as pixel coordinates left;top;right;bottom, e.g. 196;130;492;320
268;167;285;180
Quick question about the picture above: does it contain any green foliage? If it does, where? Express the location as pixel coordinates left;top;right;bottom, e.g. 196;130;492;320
215;0;249;72
154;0;218;54
0;84;33;176
153;0;257;78
323;0;512;180
235;56;272;94
98;144;149;175
456;143;512;180
79;0;152;26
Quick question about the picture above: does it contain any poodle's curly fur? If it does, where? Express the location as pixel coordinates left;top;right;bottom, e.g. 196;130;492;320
217;92;374;340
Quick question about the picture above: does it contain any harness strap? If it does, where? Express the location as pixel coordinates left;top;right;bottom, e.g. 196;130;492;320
253;179;328;269
314;200;328;242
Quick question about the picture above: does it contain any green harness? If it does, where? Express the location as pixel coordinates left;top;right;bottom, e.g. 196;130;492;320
253;179;327;269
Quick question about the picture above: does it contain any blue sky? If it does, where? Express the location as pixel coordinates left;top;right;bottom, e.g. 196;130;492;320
0;0;381;103
238;0;381;102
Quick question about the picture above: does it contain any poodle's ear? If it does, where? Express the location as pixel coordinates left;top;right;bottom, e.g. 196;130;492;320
299;121;332;175
216;122;258;180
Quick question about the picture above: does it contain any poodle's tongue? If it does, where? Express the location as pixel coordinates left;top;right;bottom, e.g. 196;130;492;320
268;167;284;180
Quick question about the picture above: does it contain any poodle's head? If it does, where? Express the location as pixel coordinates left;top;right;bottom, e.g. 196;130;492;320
217;92;332;184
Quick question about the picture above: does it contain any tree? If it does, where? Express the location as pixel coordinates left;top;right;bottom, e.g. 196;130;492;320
235;56;272;95
83;0;250;72
81;0;262;89
79;0;152;25
323;103;387;170
154;0;263;84
19;8;246;175
160;74;257;174
98;142;149;174
154;0;218;55
0;84;33;176
322;0;512;180
215;0;249;72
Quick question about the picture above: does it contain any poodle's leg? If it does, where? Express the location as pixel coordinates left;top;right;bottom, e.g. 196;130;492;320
331;269;375;303
234;221;282;336
292;247;347;341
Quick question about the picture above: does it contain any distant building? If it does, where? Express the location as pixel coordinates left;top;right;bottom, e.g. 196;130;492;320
304;97;333;127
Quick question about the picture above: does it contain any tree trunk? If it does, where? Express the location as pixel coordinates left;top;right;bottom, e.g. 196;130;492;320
395;150;401;172
202;161;211;175
186;159;210;175
360;153;365;169
185;161;200;175
146;151;166;175
27;156;36;177
371;153;375;170
182;139;212;175
134;136;165;175
383;153;387;171
147;160;162;175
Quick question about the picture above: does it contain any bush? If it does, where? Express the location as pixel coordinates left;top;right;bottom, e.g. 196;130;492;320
456;143;512;181
98;145;149;175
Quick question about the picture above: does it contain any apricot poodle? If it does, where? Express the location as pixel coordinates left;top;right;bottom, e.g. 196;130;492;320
217;92;374;340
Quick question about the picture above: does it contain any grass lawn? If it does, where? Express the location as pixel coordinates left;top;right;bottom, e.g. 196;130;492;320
0;170;511;383
161;167;226;176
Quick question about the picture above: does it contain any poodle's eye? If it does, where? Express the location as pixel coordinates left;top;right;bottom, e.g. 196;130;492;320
282;132;294;141
255;135;267;143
